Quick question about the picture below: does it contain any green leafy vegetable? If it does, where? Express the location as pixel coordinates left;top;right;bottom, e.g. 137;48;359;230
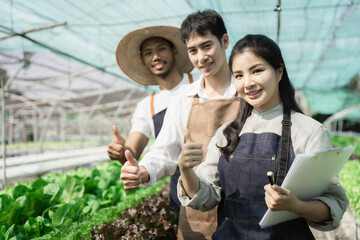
339;160;360;224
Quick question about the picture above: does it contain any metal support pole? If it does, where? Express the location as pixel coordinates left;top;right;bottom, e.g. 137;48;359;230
0;22;67;41
4;53;34;90
8;110;13;145
60;110;66;142
38;77;71;153
32;111;38;142
274;0;281;43
1;75;7;186
79;112;85;148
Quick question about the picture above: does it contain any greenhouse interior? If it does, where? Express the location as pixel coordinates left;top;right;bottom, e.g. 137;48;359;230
0;0;359;239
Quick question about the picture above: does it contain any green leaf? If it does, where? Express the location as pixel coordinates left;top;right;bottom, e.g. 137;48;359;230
43;183;60;204
96;173;112;191
101;185;123;206
0;194;14;225
12;185;30;200
42;173;64;187
61;176;85;203
20;216;44;238
0;225;5;239
62;218;73;228
52;203;72;226
31;178;48;190
82;206;91;214
83;179;100;196
69;167;91;179
4;224;15;240
332;135;360;155
7;196;26;225
52;199;86;227
339;159;360;223
91;168;100;178
83;199;100;214
22;187;45;217
0;193;14;210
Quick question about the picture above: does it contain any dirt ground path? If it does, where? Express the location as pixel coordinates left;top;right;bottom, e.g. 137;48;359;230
311;209;359;240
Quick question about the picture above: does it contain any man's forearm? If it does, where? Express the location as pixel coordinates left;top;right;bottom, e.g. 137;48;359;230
140;166;150;183
118;146;137;165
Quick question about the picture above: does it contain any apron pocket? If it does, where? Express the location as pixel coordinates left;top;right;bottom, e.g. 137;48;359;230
213;217;271;240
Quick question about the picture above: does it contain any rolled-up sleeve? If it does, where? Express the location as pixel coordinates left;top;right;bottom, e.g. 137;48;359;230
304;125;348;230
178;177;221;211
308;177;348;230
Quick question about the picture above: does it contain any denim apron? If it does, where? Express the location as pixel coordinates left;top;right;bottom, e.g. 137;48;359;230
177;93;241;240
213;107;315;240
151;74;194;210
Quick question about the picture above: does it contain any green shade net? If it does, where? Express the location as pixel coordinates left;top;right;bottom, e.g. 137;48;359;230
1;0;360;113
304;88;360;117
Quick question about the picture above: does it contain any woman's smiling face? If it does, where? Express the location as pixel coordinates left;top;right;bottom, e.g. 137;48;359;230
232;50;283;113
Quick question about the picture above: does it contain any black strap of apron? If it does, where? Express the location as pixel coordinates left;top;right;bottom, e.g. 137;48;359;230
276;105;292;185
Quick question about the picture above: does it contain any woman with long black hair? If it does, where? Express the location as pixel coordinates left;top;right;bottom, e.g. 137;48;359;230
177;34;347;239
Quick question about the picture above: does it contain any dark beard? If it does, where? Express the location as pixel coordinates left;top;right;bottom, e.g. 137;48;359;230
155;60;175;78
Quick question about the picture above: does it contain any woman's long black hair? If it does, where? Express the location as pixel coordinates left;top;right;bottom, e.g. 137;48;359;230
220;34;303;155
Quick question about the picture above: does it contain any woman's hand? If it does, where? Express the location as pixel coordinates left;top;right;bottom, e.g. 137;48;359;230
178;128;203;170
264;184;331;222
177;128;202;198
264;184;300;212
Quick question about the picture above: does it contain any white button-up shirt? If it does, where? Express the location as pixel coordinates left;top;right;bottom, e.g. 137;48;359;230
130;74;192;138
139;75;237;186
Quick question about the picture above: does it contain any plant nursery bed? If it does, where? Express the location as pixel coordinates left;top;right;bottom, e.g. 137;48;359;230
89;182;178;240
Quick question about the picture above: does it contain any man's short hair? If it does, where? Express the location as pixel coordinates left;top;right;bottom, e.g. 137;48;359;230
140;37;175;57
180;9;227;43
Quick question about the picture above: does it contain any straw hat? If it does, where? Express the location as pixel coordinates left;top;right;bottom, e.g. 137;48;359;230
116;26;193;85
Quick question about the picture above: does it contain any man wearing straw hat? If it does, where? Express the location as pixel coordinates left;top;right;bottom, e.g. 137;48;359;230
108;26;194;211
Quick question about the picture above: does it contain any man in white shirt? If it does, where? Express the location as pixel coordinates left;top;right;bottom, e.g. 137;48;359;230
107;26;194;209
120;10;240;239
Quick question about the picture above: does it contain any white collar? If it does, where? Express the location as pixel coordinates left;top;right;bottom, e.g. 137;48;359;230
186;75;237;99
252;103;283;119
156;73;190;94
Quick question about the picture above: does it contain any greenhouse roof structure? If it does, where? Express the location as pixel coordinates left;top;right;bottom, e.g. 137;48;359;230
0;0;360;129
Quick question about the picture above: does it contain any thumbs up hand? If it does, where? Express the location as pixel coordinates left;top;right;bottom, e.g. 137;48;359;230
178;128;203;170
120;150;141;191
108;125;126;162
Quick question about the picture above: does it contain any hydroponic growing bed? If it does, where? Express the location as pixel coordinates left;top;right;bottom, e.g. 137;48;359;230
1;135;359;240
0;161;170;240
89;183;178;240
